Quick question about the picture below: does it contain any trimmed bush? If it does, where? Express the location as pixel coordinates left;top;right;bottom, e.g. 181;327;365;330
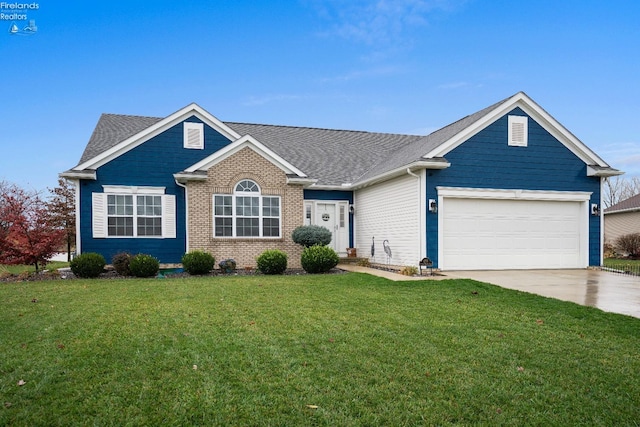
70;252;106;278
256;249;288;275
129;253;160;278
112;252;132;276
615;233;640;257
292;225;332;247
182;250;215;275
301;245;339;274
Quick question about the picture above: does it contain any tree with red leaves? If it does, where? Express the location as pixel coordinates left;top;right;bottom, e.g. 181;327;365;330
0;182;65;272
46;178;76;262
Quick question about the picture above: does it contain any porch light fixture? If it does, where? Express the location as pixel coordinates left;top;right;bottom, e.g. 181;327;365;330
349;204;355;214
429;199;437;213
591;203;600;216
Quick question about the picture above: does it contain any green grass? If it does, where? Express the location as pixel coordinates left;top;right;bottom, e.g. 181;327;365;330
0;262;69;275
604;257;640;269
1;274;639;426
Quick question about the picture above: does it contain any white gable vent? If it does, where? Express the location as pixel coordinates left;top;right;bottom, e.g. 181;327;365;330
184;122;204;149
508;115;528;147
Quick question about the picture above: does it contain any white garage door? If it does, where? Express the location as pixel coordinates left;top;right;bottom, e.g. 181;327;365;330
441;198;585;270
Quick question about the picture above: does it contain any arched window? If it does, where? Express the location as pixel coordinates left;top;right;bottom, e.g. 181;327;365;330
213;180;281;238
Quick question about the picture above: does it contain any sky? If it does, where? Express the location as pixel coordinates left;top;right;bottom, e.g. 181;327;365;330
1;0;639;193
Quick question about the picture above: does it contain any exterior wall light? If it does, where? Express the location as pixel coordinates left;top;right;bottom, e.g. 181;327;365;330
429;199;437;213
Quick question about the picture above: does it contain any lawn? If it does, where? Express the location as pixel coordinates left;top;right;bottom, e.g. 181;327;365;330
1;273;639;426
0;261;69;276
604;257;640;270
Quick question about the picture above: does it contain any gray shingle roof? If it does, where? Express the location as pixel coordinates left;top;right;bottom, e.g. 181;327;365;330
605;193;640;213
227;123;422;186
78;114;162;164
71;92;612;186
355;96;513;183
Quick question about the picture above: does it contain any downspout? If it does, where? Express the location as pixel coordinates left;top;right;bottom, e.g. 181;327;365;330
406;168;425;263
73;179;81;257
174;179;189;252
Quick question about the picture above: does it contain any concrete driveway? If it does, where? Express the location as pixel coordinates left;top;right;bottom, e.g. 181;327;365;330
450;269;640;318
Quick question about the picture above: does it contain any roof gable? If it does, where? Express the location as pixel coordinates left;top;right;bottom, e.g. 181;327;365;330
183;134;308;178
422;92;611;168
73;103;241;171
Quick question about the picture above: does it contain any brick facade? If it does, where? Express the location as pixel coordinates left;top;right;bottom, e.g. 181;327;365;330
187;147;304;268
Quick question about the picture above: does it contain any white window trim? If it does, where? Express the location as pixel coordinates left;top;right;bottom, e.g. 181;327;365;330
183;122;204;149
508;115;528;147
92;187;176;239
213;180;281;239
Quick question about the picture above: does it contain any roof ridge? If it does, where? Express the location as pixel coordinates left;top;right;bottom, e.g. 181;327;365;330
224;121;425;137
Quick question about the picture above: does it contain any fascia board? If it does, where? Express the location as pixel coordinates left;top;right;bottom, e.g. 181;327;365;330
604;207;640;215
173;172;208;183
74;103;242;171
185;134;307;177
587;165;624;177
351;160;450;190
59;170;96;180
424;92;611;168
286;177;318;186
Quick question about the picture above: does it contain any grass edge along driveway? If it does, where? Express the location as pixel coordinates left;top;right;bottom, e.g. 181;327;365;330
1;273;639;426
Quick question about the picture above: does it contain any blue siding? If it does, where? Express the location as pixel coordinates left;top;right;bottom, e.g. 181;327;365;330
80;117;233;263
425;108;601;267
304;189;355;247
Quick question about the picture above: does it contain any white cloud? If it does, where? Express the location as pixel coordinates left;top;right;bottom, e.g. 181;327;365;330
310;0;465;46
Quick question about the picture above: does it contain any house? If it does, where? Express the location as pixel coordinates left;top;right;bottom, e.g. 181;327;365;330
604;193;640;246
61;92;622;270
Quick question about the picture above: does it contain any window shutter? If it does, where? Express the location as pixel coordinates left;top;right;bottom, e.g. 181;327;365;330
92;193;107;238
163;195;176;238
183;122;204;149
508;115;528;147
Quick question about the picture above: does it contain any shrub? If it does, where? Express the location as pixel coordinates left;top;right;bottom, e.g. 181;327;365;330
356;258;371;267
112;252;132;276
615;233;640;257
301;245;339;274
400;266;418;276
182;250;215;275
256;249;288;275
129;253;160;278
70;252;106;278
218;258;237;273
292;225;332;247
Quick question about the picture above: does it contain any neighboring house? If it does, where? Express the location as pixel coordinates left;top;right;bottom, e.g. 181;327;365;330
604;193;640;245
61;92;621;270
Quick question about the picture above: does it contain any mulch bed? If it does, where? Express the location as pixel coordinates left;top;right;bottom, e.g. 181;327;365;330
1;267;347;283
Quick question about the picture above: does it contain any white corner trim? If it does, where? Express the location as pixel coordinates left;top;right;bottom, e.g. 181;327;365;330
436;187;592;202
102;185;166;194
184;134;307;177
75;103;241;171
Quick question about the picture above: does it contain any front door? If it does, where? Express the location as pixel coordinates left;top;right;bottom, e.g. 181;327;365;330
305;201;349;255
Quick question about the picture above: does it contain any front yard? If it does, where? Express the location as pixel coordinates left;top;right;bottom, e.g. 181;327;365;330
1;273;639;425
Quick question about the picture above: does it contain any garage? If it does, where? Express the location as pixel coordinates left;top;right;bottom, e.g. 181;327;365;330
438;188;590;270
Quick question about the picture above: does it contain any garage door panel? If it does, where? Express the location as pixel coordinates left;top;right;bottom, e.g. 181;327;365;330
442;198;584;270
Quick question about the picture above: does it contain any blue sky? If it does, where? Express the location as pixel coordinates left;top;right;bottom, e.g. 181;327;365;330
1;0;638;192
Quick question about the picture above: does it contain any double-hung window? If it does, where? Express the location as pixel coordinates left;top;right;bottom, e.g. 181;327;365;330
213;180;281;238
92;186;175;238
